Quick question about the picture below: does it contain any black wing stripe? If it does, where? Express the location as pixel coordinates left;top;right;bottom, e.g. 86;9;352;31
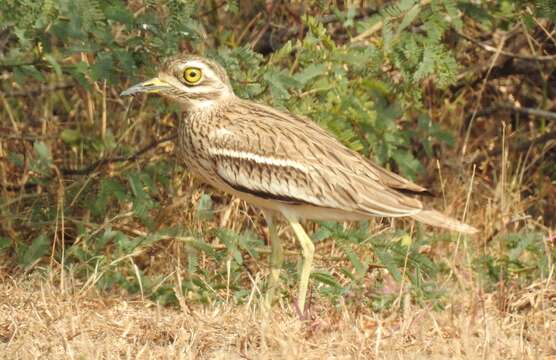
216;173;312;205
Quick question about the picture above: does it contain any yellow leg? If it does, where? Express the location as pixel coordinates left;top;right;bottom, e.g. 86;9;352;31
263;211;283;308
288;219;314;313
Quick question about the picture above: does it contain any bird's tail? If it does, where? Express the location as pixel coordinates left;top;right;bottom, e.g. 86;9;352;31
411;209;478;234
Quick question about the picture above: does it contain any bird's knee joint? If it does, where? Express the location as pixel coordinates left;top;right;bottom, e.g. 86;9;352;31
301;243;314;260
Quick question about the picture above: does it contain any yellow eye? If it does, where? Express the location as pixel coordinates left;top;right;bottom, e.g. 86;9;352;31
183;67;202;85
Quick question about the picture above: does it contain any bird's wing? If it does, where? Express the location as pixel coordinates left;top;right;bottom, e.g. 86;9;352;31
206;101;424;217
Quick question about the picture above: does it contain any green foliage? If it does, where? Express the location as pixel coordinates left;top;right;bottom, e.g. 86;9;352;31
309;221;445;308
1;0;553;310
18;233;51;268
0;0;201;85
196;193;215;220
473;231;554;290
31;141;53;176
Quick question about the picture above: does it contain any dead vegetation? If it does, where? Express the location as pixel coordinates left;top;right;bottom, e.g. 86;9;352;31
0;272;554;359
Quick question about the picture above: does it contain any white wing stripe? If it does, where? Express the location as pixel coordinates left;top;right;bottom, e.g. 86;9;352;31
209;148;309;173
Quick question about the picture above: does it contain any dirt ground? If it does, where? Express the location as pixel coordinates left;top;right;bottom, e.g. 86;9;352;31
1;273;554;360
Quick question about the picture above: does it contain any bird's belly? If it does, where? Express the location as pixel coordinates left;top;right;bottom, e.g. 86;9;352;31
213;186;370;221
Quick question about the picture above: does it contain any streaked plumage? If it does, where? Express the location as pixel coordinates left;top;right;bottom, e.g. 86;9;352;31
122;54;477;313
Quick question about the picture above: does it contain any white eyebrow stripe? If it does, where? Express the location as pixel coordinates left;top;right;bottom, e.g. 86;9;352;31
209;148;309;173
184;60;212;70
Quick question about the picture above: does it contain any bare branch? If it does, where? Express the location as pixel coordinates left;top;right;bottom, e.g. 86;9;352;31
469;129;556;164
456;31;556;62
0;135;177;191
1;83;74;98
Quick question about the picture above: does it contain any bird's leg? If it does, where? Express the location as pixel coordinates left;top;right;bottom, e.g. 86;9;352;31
263;211;283;308
288;219;314;314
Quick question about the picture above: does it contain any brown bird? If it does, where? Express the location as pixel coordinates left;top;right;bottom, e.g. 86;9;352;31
122;55;477;312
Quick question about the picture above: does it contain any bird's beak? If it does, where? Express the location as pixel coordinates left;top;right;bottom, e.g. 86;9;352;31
120;77;171;96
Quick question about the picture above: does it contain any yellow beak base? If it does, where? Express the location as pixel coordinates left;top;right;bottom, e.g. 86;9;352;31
120;77;170;96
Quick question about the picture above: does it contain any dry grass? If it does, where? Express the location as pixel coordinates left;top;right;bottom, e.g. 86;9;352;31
1;272;554;359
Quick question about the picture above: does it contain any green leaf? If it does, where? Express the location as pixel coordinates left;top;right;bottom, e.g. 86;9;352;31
375;248;402;282
237;231;263;259
67;61;91;89
398;0;417;12
268;41;293;63
225;0;239;14
397;4;421;34
392;149;422;179
90;52;115;82
185;238;215;257
20;233;50;267
458;2;493;26
15;65;45;83
114;232;138;254
60;129;81;144
187;247;198;273
294;64;326;86
0;236;10;251
355;14;382;34
311;270;342;289
31;141;53;175
263;69;301;99
196;193;214;220
312;226;333;242
217;229;243;265
44;54;63;77
7;152;24;167
34;141;52;162
339;242;366;278
104;4;135;26
413;46;435;82
127;172;155;225
96;228;120;250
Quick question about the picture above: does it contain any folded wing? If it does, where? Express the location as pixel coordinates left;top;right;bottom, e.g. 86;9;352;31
207;101;425;218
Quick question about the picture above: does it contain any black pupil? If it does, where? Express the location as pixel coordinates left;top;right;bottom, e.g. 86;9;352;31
189;70;197;78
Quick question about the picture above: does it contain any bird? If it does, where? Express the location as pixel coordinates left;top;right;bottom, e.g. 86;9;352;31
121;54;477;313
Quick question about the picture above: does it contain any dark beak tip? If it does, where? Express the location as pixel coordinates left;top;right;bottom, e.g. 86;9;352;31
120;86;142;97
120;89;134;97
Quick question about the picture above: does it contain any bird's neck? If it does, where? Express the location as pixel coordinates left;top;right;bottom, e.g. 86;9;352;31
182;93;237;118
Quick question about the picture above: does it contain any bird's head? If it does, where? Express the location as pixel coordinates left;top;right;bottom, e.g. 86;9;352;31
121;55;235;111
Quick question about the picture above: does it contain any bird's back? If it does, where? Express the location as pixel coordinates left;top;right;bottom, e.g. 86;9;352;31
177;98;434;220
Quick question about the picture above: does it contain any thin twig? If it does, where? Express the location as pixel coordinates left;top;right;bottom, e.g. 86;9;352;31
0;59;42;69
469;129;556;164
199;0;228;18
350;0;431;43
249;7;274;50
464;103;556;124
60;134;177;176
0;130;57;141
456;31;556;62
1;83;74;98
497;104;556;121
0;134;177;191
461;33;507;156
